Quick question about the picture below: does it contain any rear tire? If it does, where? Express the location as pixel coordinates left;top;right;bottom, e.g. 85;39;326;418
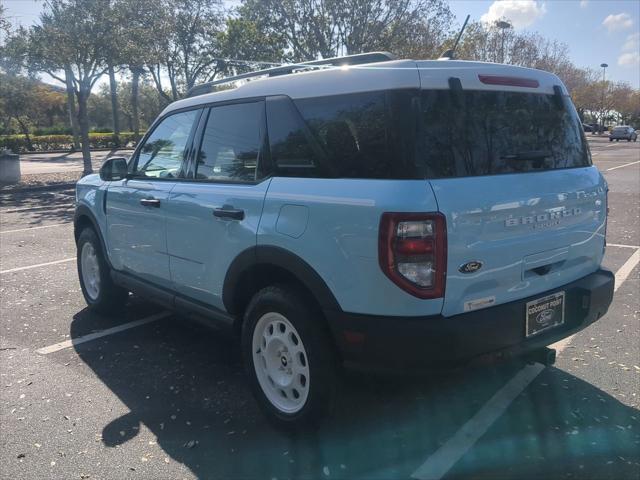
609;138;613;142
77;228;128;313
241;284;338;429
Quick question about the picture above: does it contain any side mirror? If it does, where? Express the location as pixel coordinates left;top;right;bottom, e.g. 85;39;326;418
100;157;129;181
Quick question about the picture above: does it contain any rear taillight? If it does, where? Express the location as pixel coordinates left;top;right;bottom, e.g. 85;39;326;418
378;213;447;299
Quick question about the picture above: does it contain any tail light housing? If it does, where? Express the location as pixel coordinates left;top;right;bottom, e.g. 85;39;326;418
378;212;447;299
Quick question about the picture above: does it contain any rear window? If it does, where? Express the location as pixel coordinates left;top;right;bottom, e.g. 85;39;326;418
419;89;591;178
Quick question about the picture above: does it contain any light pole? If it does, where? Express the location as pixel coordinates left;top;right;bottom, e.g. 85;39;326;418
496;20;512;63
600;63;608;133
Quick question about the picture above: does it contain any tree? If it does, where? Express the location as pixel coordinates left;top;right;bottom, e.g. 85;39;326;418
237;0;453;61
143;0;226;101
28;0;113;174
0;74;66;143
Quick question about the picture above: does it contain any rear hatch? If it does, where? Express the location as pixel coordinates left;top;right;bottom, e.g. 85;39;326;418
417;78;606;317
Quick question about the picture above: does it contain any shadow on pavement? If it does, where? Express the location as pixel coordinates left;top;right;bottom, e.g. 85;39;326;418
0;189;75;227
70;308;639;479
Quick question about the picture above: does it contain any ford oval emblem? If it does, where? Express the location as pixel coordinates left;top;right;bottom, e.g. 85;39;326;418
536;309;554;326
459;261;483;274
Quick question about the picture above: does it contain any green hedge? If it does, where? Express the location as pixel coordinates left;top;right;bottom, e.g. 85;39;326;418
0;132;143;153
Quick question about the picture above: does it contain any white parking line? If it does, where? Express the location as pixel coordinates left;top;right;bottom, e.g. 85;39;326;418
0;223;69;234
1;203;74;213
607;242;640;249
36;312;172;355
614;248;640;292
0;257;75;274
412;247;640;479
607;160;640;171
411;363;545;480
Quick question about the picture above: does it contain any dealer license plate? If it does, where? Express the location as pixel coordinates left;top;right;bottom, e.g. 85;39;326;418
526;291;565;337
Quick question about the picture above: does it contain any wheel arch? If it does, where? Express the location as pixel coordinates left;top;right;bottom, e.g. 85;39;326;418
223;246;341;330
74;205;112;268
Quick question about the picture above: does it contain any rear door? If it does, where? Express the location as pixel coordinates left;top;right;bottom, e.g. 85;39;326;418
164;100;270;310
418;87;607;317
106;109;201;288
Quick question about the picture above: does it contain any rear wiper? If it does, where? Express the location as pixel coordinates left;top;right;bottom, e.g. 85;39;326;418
501;150;552;161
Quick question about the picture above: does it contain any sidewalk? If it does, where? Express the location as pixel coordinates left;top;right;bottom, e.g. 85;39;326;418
20;149;133;175
1;149;133;193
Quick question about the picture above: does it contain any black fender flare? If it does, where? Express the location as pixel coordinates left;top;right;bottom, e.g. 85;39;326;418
223;245;341;314
74;204;113;269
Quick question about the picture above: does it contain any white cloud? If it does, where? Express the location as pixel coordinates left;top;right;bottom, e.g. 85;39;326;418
602;13;633;32
579;0;588;7
618;33;640;67
618;52;640;67
480;0;547;29
622;32;639;52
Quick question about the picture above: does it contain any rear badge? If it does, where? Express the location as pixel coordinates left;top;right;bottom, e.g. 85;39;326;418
459;261;483;274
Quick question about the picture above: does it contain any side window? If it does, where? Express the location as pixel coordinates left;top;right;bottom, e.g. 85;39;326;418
266;96;320;176
195;101;264;182
134;109;200;179
294;92;390;179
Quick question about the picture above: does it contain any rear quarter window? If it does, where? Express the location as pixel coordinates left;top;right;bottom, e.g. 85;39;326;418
265;91;424;180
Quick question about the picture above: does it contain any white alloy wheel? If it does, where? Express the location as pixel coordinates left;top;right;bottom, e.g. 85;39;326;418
80;242;101;301
252;312;310;414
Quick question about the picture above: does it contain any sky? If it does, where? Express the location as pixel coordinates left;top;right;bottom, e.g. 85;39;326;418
3;0;640;88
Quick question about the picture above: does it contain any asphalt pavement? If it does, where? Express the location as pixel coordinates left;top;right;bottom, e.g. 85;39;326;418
0;136;638;480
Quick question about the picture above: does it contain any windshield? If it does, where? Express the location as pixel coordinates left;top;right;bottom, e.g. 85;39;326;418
419;89;591;178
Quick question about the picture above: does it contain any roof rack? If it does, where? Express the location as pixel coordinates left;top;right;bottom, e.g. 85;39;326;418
186;51;396;98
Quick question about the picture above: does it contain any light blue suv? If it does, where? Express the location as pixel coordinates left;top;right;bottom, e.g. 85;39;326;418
75;53;614;427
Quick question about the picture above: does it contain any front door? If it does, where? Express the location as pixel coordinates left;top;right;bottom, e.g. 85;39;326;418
106;108;201;288
165;101;270;309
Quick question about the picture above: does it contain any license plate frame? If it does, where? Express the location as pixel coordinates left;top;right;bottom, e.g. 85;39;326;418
526;291;565;337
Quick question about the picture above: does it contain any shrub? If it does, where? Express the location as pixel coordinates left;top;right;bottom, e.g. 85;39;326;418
0;132;143;153
33;126;73;136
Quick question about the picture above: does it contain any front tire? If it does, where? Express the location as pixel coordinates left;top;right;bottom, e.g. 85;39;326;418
242;285;338;428
77;228;128;313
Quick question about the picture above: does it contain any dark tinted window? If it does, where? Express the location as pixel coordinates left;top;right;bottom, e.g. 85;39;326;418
196;101;264;182
135;109;199;178
419;90;591;178
266;96;319;177
295;92;388;178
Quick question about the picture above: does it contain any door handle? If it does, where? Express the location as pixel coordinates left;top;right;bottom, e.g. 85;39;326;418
213;207;244;220
140;198;161;207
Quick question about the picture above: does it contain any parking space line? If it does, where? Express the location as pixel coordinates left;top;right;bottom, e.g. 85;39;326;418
608;243;640;249
0;223;69;234
0;257;75;274
614;248;640;292
1;204;74;213
36;312;172;355
411;363;545;480
607;160;640;171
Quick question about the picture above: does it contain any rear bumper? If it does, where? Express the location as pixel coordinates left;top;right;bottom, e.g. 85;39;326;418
325;269;614;373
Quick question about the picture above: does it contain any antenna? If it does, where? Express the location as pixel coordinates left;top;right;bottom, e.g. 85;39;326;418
439;14;470;60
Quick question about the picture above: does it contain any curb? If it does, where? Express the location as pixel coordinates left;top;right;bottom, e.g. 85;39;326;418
0;182;76;194
17;148;135;156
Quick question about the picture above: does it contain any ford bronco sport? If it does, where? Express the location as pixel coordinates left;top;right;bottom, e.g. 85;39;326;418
75;53;615;427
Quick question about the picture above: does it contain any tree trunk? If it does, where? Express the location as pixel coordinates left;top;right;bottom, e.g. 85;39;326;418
64;66;81;151
108;64;120;145
77;87;93;175
16;118;33;151
131;67;141;141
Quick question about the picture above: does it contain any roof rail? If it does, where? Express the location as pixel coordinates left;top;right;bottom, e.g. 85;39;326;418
186;51;396;98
